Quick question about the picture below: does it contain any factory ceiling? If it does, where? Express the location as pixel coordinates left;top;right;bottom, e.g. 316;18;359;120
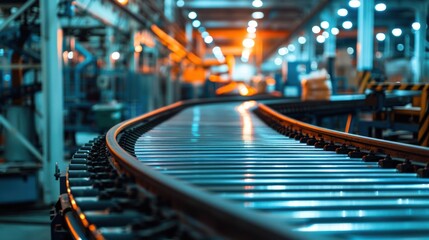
178;0;422;64
180;0;330;63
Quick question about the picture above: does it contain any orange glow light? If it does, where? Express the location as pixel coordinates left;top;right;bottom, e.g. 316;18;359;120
116;0;128;5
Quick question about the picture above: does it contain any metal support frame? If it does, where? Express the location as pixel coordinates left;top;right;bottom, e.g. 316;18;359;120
0;114;43;162
40;0;64;204
357;0;374;71
0;0;37;33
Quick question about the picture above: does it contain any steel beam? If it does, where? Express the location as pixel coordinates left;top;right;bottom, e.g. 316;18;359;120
40;0;64;204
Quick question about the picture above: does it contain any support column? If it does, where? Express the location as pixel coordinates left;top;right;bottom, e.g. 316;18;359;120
323;8;337;94
303;27;315;62
40;0;64;204
384;31;392;58
413;3;427;83
185;22;193;52
105;27;114;69
357;0;374;71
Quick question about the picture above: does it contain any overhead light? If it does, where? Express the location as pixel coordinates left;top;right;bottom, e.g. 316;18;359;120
337;8;348;17
252;0;263;8
176;0;185;7
192;20;201;28
316;35;325;43
247;26;256;33
320;21;329;29
248;20;258;28
412;22;421;31
134;45;143;53
298;36;306;44
392;28;402;37
397;43;404;51
274;57;282;66
188;11;197;20
375;3;386;12
247;32;256;39
322;31;329;38
349;0;360;8
331;27;339;35
376;33;386;41
198;27;206;33
342;21;353;29
213;46;225;61
252;11;264;19
312;25;321;34
111;51;120;60
67;51;74;59
288;44;296;52
243;38;255;48
116;0;128;5
347;47;354;55
201;31;209;38
204;36;213;44
278;47;288;56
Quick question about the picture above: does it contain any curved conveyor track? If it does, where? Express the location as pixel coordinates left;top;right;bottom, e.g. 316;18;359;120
63;99;429;240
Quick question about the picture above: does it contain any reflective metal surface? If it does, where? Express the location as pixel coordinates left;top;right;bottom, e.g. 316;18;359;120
135;101;429;239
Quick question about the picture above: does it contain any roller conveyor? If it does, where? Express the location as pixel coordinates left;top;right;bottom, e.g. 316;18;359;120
133;101;429;239
56;98;429;240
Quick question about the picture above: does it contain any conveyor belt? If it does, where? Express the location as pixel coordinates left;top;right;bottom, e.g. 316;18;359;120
133;101;429;239
59;98;429;240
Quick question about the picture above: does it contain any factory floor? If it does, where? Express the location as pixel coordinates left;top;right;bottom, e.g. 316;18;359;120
0;205;50;240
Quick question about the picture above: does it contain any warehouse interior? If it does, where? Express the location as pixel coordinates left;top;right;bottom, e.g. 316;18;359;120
0;0;428;239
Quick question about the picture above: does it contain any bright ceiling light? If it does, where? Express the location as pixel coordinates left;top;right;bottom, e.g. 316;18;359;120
67;51;74;59
116;0;128;5
316;35;325;43
248;20;258;28
213;46;221;54
331;27;339;35
375;3;386;12
349;0;360;8
278;47;288;56
188;11;197;20
192;20;201;28
298;36;306;44
204;36;213;44
342;21;353;29
111;51;120;60
274;57;282;66
337;8;348;17
392;28;402;37
247;26;256;33
252;0;263;8
201;31;209;38
312;25;321;34
247;32;256;39
134;45;143;53
412;22;421;31
347;47;354;55
176;0;185;7
252;11;264;19
243;38;255;48
376;33;386;41
288;44;296;52
322;31;329;38
320;21;329;29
